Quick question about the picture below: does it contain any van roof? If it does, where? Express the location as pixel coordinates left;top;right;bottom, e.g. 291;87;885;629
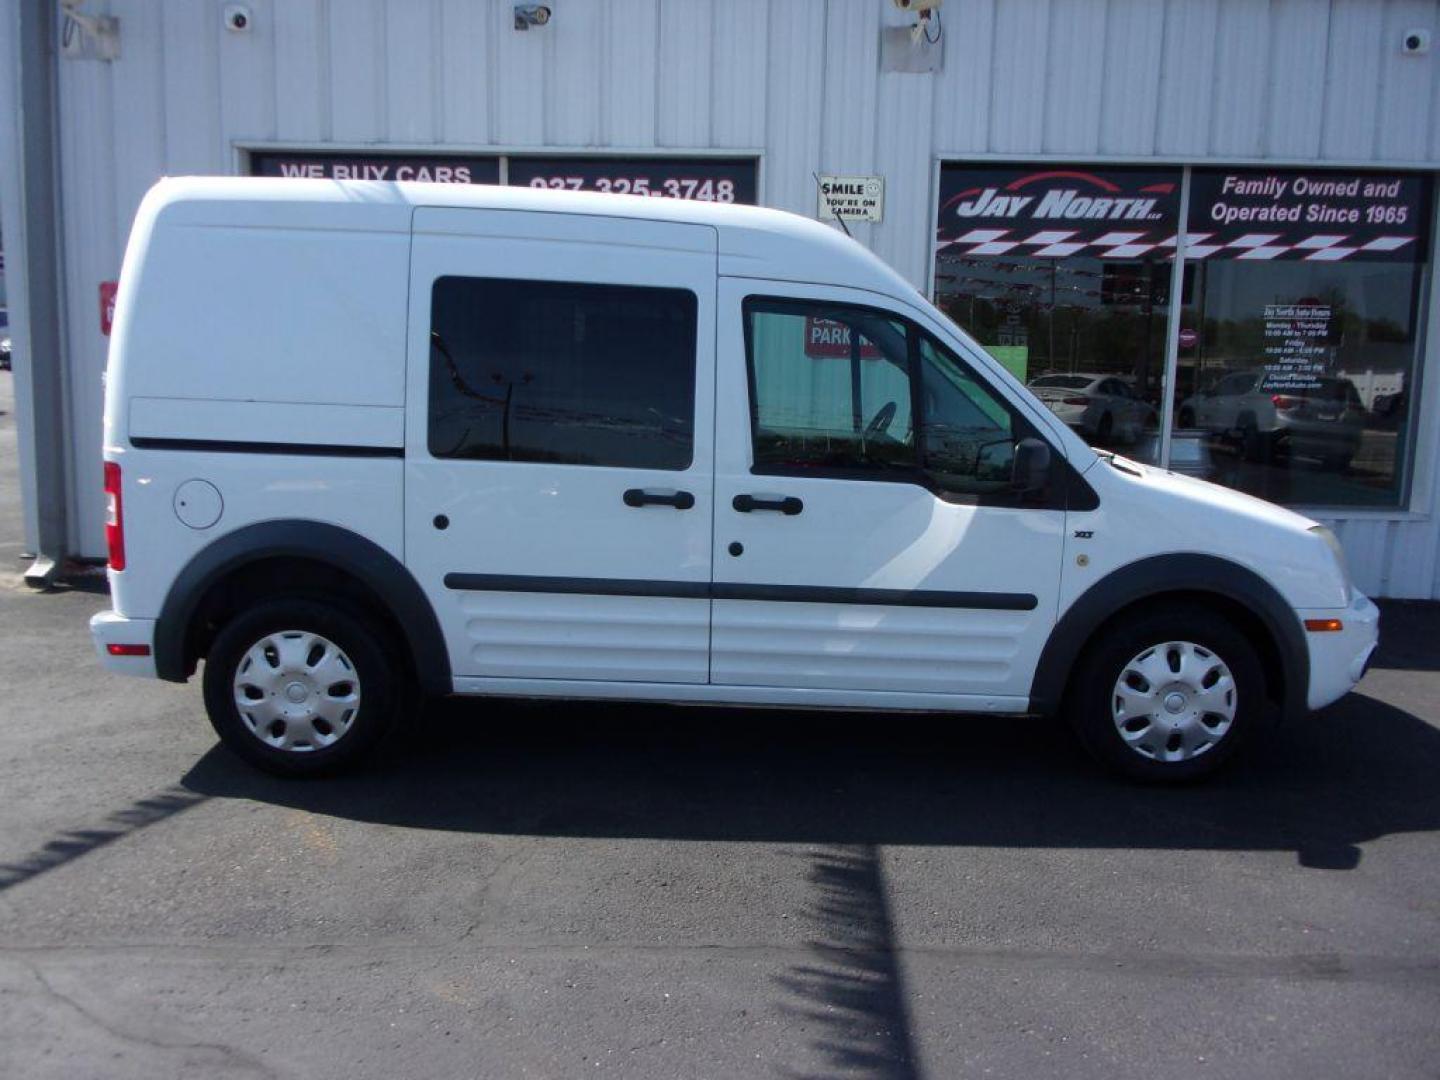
143;176;920;300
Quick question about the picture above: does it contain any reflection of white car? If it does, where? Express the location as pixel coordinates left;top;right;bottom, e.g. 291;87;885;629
1028;373;1155;444
1178;371;1365;470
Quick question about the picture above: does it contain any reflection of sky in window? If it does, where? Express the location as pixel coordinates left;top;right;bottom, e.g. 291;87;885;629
1196;260;1420;329
937;251;1423;330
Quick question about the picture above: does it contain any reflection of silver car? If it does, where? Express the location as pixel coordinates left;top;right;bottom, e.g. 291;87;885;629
1179;371;1365;470
1027;373;1155;444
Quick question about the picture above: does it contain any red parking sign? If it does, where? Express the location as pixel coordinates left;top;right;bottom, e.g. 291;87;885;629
804;317;882;359
99;281;118;336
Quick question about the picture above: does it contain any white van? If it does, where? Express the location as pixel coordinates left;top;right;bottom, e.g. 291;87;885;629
91;177;1378;781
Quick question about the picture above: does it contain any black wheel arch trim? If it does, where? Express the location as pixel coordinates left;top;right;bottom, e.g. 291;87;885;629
154;520;452;696
1030;553;1308;720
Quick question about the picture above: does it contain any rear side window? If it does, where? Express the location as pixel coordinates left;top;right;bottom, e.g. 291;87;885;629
428;277;697;469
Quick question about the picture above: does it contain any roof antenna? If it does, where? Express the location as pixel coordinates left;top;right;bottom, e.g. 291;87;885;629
814;173;852;239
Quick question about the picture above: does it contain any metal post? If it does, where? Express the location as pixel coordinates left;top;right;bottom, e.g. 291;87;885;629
1157;168;1191;468
0;0;69;586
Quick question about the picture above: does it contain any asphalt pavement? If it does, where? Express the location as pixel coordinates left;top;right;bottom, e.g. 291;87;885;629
1;369;1438;1079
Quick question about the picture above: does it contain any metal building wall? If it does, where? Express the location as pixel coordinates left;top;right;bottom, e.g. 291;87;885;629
43;0;1440;596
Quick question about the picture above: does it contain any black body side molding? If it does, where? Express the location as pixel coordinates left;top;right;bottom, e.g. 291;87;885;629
1029;553;1309;720
443;573;1037;611
154;520;451;696
131;436;402;458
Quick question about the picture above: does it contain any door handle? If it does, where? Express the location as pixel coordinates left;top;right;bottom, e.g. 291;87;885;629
732;493;804;515
623;488;695;510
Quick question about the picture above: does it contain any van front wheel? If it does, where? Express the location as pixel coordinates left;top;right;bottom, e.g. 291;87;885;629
1068;607;1264;782
202;598;402;776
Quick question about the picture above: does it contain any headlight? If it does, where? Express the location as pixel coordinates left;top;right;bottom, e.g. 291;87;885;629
1309;525;1352;601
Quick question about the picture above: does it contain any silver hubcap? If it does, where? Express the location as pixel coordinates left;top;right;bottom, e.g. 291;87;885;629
232;630;361;753
1111;640;1237;763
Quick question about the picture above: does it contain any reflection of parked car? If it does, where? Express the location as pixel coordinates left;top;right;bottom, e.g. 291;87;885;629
1027;373;1155;444
0;309;9;370
1178;371;1365;470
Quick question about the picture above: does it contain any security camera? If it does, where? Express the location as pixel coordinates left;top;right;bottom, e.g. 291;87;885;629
513;4;551;30
1401;28;1430;55
223;4;252;32
892;0;942;11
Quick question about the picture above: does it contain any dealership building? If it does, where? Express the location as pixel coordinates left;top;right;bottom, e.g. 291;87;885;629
2;0;1438;596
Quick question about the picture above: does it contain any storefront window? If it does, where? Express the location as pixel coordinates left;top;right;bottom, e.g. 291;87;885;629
933;166;1183;464
1177;169;1431;508
934;163;1433;510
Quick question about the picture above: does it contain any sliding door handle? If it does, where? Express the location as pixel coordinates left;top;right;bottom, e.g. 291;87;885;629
732;494;804;515
623;488;695;510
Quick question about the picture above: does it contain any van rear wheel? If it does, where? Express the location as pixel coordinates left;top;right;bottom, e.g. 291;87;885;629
1068;606;1264;782
202;597;402;776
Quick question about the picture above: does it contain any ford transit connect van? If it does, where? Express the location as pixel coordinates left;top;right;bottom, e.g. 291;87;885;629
91;177;1379;781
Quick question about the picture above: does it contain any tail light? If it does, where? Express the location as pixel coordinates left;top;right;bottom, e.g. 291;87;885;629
104;460;126;571
1062;396;1089;406
1271;394;1301;411
107;643;151;656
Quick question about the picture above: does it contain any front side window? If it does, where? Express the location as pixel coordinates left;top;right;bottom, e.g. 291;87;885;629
744;297;1039;501
745;301;916;475
428;277;697;469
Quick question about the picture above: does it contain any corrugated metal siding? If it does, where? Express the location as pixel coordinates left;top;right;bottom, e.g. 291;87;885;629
1098;0;1165;157
51;0;1440;597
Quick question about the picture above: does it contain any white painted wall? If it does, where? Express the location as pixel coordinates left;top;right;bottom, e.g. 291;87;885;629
45;0;1440;596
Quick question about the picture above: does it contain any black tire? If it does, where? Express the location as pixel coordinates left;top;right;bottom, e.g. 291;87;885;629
1066;605;1266;783
1238;416;1268;462
202;596;405;776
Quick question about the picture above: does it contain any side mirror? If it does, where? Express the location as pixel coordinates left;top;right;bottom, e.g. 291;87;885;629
1012;437;1052;495
975;438;1015;482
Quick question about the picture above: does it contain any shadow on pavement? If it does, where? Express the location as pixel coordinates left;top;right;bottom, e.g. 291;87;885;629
0;786;208;892
181;688;1440;871
776;844;922;1080
1368;600;1440;672
177;684;1440;1078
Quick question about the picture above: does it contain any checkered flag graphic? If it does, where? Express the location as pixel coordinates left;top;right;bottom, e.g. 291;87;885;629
937;229;1417;261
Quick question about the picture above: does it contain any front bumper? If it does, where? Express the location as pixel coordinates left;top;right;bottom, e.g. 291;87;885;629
1274;417;1363;452
90;609;159;678
1299;591;1380;711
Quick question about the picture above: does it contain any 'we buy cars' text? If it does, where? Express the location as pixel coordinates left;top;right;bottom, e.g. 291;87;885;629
273;162;475;182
